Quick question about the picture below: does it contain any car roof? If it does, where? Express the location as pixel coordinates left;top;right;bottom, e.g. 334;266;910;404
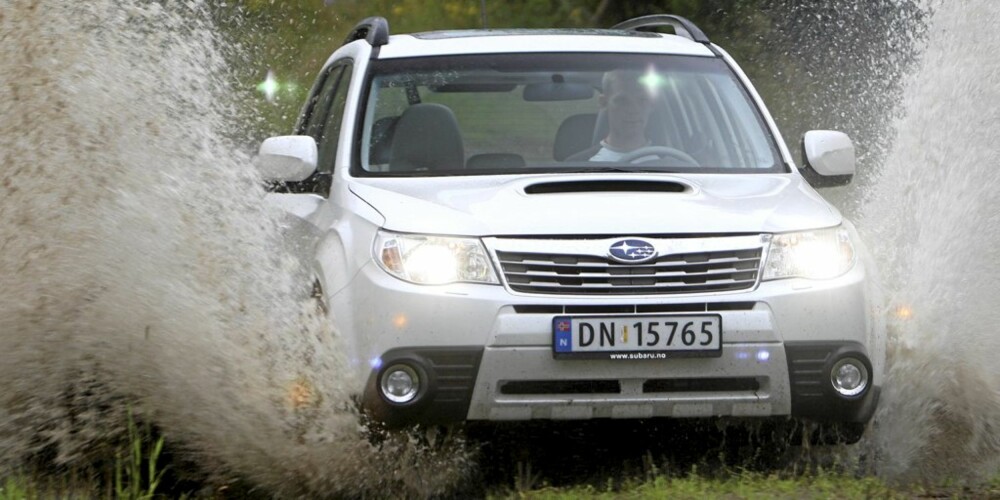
374;30;716;59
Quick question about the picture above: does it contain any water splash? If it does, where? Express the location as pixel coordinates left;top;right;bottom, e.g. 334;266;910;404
730;0;1000;484
857;0;1000;483
740;0;926;211
0;0;467;496
3;0;1000;494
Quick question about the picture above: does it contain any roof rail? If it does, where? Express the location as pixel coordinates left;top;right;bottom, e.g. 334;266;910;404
343;16;390;47
611;14;709;44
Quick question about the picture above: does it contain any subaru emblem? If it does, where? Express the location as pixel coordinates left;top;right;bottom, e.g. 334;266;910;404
608;239;657;263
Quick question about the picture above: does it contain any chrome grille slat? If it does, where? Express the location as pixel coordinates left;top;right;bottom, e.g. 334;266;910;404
499;253;759;268
514;283;753;295
502;266;758;279
505;265;755;275
492;240;764;295
513;279;758;289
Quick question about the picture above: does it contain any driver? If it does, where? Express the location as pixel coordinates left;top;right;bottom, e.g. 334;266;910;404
589;70;657;162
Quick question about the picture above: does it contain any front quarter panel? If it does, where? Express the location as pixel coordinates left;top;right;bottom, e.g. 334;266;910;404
313;189;383;299
846;218;886;383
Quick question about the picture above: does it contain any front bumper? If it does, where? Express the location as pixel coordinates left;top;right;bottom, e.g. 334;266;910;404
784;341;880;423
362;342;878;427
340;252;881;427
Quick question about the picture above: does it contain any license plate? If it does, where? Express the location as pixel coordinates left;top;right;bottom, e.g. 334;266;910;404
552;315;723;359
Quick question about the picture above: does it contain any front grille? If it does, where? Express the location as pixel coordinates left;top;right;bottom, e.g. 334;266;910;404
496;248;762;295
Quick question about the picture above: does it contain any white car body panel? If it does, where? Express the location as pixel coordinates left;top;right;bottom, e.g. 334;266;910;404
348;173;840;236
376;33;715;59
264;22;884;431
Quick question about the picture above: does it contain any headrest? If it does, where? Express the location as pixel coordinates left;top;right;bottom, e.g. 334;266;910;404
389;103;464;172
553;113;598;161
369;116;398;165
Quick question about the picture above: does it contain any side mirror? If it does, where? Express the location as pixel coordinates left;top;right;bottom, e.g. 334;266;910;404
254;135;318;182
800;130;855;187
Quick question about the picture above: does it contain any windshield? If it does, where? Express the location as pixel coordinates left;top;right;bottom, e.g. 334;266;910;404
355;53;784;176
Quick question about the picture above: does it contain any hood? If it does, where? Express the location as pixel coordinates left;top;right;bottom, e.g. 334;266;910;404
349;173;842;236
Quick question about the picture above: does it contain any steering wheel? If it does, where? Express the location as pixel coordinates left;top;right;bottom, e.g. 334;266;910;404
618;146;699;167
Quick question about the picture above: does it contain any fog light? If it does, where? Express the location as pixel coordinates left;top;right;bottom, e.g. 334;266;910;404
380;364;420;404
831;358;868;397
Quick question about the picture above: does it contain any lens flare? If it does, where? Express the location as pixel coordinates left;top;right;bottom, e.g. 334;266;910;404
639;64;665;97
257;69;279;102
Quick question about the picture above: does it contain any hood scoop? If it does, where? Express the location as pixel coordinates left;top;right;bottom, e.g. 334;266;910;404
524;179;690;194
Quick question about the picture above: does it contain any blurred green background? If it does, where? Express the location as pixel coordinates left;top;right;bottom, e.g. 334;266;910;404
215;0;924;184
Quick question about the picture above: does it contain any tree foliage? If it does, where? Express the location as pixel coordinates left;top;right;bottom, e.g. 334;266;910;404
219;0;773;137
218;0;925;173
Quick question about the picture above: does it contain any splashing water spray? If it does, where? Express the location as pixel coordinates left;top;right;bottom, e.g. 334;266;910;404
860;0;1000;483
0;0;467;496
1;0;999;495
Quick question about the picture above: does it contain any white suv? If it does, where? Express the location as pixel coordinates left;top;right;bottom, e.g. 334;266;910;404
258;15;883;442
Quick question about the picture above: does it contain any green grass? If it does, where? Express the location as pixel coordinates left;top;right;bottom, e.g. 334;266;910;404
0;473;92;500
0;468;899;500
5;426;1000;499
497;467;1000;499
114;409;169;500
0;409;175;500
0;477;31;500
497;471;905;499
7;461;1000;499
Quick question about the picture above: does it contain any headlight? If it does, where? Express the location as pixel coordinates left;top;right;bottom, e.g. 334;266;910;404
762;226;855;280
374;230;499;285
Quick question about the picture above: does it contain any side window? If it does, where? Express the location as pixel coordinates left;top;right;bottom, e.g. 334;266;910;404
301;65;344;140
286;62;352;196
316;63;354;184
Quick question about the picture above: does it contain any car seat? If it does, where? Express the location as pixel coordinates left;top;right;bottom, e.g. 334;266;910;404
552;113;597;161
369;116;398;165
389;103;464;172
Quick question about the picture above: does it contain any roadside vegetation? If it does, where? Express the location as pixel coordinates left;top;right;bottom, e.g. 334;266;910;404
217;0;924;178
4;418;1000;499
6;447;1000;499
0;410;174;500
500;473;1000;499
499;472;902;499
